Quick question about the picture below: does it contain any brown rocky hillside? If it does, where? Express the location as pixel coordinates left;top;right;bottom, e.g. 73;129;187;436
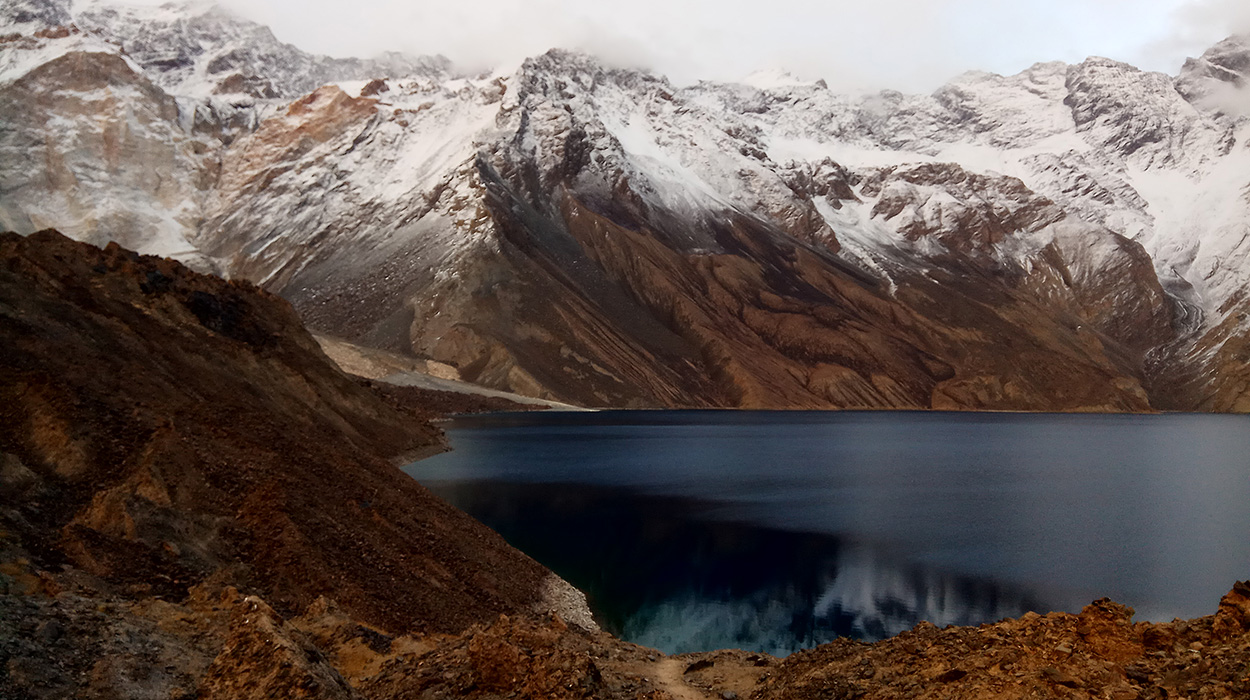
0;229;565;638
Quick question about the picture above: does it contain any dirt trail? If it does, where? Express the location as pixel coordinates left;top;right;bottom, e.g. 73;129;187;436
653;657;709;700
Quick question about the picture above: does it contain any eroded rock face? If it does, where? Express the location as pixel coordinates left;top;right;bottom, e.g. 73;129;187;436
0;49;218;264
187;45;1179;410
5;1;1250;411
861;163;1064;252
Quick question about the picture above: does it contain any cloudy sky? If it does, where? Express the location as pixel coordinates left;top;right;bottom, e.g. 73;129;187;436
188;0;1250;91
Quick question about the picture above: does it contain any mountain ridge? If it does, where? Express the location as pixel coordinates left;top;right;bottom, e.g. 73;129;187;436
4;0;1250;410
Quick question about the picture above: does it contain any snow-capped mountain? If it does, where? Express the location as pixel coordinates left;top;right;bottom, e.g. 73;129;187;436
4;0;1250;410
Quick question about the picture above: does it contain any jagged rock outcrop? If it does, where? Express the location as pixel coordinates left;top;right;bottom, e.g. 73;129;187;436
4;0;1250;411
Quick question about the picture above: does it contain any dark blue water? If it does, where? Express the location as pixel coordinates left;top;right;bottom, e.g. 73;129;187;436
403;410;1250;655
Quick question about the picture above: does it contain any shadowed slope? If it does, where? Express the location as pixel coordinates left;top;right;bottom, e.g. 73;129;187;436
0;229;554;635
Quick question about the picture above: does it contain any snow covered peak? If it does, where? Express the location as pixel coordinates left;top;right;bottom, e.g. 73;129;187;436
74;0;279;96
1177;34;1250;117
1181;34;1250;85
1065;56;1232;167
509;48;667;101
7;0;1250;409
68;0;450;99
742;68;820;91
928;62;1074;147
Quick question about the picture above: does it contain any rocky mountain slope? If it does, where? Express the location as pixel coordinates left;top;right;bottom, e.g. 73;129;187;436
3;0;1250;410
0;229;588;640
3;229;1250;700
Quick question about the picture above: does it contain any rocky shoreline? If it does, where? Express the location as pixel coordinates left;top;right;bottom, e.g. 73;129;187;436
2;231;1248;699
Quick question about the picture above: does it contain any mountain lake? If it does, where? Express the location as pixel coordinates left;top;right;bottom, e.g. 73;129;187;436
402;410;1250;655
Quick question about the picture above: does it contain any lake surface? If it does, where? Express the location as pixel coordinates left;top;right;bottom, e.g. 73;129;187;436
403;411;1250;655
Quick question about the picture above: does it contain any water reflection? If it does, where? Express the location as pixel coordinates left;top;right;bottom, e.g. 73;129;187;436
407;410;1250;654
428;481;1049;655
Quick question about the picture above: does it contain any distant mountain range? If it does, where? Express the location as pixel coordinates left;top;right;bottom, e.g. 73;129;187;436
5;0;1250;411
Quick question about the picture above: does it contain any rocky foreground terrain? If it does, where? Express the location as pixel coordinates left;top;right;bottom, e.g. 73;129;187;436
5;0;1250;411
2;231;1249;698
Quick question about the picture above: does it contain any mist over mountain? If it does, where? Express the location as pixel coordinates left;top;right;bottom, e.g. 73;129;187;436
5;0;1250;410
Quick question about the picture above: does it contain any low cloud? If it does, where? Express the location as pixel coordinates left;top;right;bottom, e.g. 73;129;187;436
179;0;1242;92
1133;0;1250;73
1194;82;1250;117
1173;0;1250;38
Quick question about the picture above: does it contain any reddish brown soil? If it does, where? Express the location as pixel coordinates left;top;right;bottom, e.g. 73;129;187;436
754;592;1250;700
